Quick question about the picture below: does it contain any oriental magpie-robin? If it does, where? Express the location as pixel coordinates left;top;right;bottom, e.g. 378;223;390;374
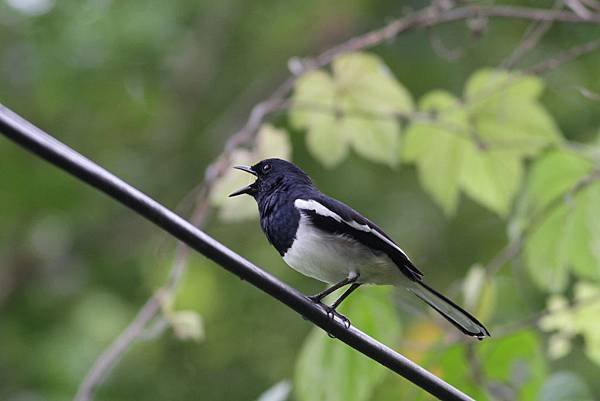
230;158;489;339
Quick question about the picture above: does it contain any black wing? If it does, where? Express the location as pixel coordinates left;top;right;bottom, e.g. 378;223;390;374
294;194;423;281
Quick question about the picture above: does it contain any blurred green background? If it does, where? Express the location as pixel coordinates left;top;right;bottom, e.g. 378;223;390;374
1;1;599;401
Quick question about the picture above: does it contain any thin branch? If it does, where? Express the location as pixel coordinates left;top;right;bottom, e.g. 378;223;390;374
0;104;478;401
575;86;600;101
499;1;562;69
305;4;600;71
527;37;600;74
565;0;594;19
73;292;162;401
580;0;600;11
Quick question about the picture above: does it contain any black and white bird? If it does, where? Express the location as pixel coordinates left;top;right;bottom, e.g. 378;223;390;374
229;158;490;339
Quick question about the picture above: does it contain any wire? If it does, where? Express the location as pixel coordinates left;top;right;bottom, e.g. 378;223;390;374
0;104;475;401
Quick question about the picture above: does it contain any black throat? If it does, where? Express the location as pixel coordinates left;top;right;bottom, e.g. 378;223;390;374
257;181;313;256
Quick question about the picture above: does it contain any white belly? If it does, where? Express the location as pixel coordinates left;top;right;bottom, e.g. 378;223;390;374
282;217;402;285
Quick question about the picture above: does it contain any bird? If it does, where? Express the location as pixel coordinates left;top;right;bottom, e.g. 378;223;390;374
229;158;490;339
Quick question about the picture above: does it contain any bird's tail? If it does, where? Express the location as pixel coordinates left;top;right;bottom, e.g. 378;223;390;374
407;281;490;340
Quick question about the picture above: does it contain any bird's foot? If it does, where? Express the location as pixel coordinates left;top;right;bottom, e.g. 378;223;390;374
327;307;351;329
308;295;323;304
307;296;351;329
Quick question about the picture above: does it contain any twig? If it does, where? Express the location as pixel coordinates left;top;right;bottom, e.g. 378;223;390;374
73;292;162;401
527;38;600;74
499;0;562;69
565;0;594;19
306;4;600;70
580;0;600;11
575;86;600;101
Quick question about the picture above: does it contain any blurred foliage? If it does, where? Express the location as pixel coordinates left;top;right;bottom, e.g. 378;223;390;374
1;1;600;401
539;281;600;365
462;265;497;322
537;371;594;401
211;124;291;220
294;287;400;401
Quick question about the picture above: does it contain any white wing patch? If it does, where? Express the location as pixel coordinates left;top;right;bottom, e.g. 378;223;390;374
293;199;410;260
294;199;347;225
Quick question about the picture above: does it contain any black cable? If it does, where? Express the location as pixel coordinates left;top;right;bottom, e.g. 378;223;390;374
0;104;475;401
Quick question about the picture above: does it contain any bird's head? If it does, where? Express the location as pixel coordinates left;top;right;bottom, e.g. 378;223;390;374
229;158;311;200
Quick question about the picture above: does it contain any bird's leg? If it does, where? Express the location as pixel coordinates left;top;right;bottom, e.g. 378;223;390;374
309;273;360;329
308;272;359;303
322;283;362;329
330;283;361;310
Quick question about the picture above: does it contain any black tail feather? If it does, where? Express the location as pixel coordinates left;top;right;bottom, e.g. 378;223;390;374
408;281;490;339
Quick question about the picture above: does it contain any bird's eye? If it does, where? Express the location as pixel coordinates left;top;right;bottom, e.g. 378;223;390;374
262;163;271;173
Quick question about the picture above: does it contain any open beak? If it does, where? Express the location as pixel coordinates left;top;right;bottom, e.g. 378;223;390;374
228;165;258;197
233;165;257;176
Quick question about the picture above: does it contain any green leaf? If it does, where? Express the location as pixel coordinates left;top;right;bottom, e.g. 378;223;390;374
459;146;522;216
525;206;573;292
465;68;560;162
524;190;600;292
211;125;292;221
341;107;399;166
333;52;413;116
460;68;560;215
518;151;599;291
294;287;400;401
403;69;561;217
333;53;412;166
290;71;348;167
435;332;546;401
518;150;593;215
568;186;600;279
465;68;544;108
290;52;413;167
403;91;469;215
305;121;349;168
290;70;336;130
537;372;593;401
474;102;561;157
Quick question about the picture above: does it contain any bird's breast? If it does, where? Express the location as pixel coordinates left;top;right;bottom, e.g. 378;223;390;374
283;216;400;285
